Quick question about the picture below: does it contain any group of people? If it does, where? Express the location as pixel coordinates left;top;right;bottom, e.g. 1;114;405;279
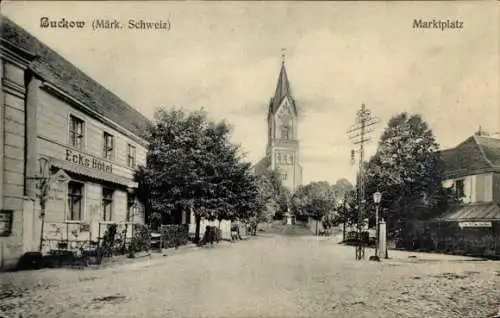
201;218;259;245
231;218;258;241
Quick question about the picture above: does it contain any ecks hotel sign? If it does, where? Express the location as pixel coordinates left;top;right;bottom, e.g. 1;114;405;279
65;149;113;173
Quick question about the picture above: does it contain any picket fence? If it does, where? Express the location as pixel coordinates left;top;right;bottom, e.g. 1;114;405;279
188;219;233;241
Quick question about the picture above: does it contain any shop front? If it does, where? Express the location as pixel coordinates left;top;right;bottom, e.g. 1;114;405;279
28;150;143;254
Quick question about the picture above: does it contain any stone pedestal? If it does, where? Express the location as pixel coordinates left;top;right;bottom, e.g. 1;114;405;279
285;213;292;225
378;221;387;259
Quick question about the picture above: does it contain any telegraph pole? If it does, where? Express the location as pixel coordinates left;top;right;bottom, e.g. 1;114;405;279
347;104;378;260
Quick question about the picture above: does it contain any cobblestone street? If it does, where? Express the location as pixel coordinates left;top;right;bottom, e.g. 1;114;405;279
1;233;499;318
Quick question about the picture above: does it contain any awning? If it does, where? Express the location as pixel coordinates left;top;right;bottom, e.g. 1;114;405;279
48;156;138;189
435;203;500;222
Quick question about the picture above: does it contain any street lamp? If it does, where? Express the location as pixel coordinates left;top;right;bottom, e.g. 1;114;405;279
373;191;382;259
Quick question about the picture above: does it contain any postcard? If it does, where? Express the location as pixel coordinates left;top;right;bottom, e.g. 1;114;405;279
0;2;499;318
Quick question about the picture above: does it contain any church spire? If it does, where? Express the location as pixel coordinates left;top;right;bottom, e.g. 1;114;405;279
274;49;290;103
270;49;294;115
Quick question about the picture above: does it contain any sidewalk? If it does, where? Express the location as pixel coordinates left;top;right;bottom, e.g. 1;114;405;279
96;240;237;273
386;248;487;262
90;242;200;272
350;245;490;264
322;239;494;266
0;239;237;293
331;234;497;263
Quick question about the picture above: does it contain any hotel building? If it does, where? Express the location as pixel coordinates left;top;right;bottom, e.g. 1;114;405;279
0;17;150;269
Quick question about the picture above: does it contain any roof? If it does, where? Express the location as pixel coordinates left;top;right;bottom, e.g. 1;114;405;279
0;16;151;140
252;156;270;176
435;202;500;222
438;135;500;178
268;61;297;117
475;135;500;167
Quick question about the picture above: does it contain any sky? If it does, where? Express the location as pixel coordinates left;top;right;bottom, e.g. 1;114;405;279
3;1;499;185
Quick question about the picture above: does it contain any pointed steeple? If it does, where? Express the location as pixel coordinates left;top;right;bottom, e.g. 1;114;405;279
274;59;291;105
269;50;295;115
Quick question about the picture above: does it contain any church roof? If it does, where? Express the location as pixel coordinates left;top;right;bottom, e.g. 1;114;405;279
268;61;297;116
252;156;270;176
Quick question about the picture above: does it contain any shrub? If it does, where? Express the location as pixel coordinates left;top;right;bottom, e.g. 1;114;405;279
100;223;118;257
130;224;151;253
160;224;189;249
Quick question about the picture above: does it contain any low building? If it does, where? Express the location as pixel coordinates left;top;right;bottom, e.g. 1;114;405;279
439;133;500;219
0;17;150;269
430;132;500;255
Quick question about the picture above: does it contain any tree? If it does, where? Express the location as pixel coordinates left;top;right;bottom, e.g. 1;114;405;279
364;112;448;239
227;162;262;221
255;169;289;220
136;107;260;242
332;178;354;200
134;166;158;227
329;179;356;240
290;181;337;234
254;173;280;223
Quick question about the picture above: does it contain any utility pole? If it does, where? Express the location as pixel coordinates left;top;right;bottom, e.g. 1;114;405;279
347;103;378;261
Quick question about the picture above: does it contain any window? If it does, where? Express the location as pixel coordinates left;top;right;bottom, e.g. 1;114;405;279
67;182;83;221
102;188;114;221
127;144;136;168
69;115;84;149
455;179;465;198
275;152;281;165
281;126;290;140
281;171;287;181
103;132;114;160
0;210;14;237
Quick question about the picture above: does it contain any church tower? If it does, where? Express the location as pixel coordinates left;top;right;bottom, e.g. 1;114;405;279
255;55;302;192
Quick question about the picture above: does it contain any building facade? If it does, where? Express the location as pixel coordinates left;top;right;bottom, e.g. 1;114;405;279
440;133;500;208
425;132;500;256
254;59;302;192
0;17;149;269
